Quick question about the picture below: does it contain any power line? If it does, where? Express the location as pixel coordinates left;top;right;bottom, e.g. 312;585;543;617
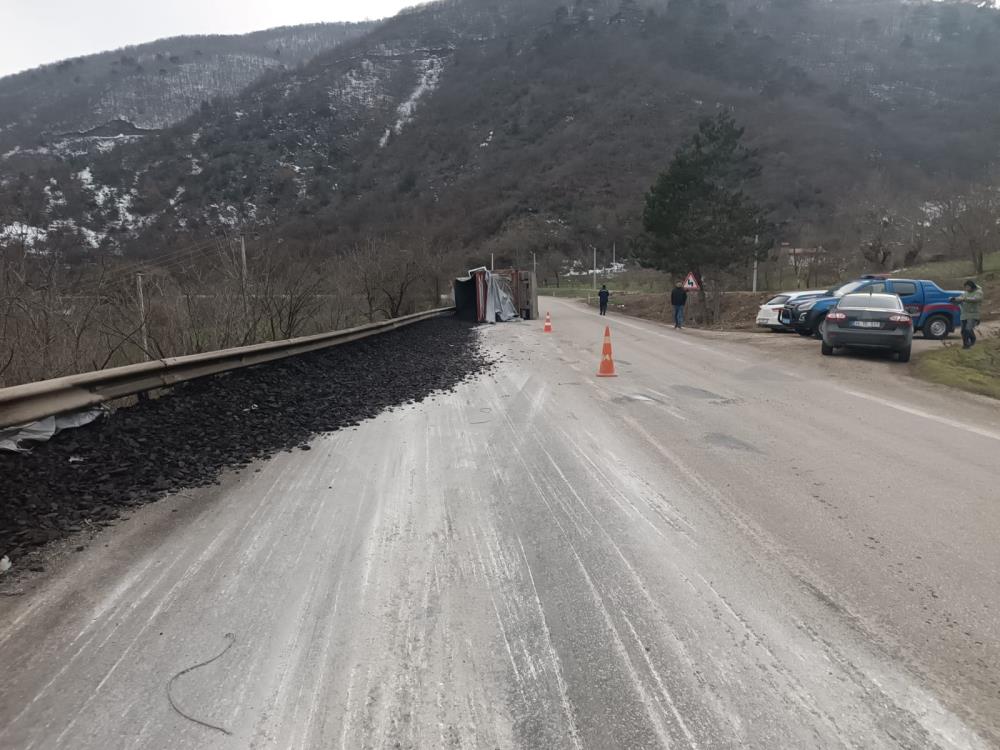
68;238;225;296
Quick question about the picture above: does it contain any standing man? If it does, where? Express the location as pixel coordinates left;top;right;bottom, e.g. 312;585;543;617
670;281;688;329
952;280;983;349
598;285;611;316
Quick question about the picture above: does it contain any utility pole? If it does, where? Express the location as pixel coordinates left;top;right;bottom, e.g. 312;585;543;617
612;242;616;268
532;251;536;276
752;234;759;293
592;247;597;290
240;235;248;283
491;252;494;271
136;273;149;360
239;235;250;323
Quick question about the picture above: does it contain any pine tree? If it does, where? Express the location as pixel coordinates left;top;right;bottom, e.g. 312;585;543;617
642;113;771;314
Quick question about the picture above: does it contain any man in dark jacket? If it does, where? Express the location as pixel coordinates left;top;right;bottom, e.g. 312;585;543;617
670;282;688;329
598;285;611;316
952;280;984;349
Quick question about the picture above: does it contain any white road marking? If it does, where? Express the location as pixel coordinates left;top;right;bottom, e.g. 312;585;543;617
838;388;1000;442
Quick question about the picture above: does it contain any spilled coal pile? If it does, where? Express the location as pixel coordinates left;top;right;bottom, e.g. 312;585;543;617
0;318;490;561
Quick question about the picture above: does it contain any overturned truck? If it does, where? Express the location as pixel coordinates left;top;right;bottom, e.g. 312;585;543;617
454;268;538;323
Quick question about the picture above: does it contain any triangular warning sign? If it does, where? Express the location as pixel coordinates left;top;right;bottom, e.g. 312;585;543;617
683;272;700;291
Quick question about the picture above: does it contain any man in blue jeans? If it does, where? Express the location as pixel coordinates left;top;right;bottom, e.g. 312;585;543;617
598;285;611;315
670;282;688;329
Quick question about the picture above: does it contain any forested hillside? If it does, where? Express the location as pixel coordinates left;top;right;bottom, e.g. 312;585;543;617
3;0;998;271
0;22;373;152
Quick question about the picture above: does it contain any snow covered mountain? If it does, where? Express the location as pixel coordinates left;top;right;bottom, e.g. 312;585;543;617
0;22;373;153
2;0;999;263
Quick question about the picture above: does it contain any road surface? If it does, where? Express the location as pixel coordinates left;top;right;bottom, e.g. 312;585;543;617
2;297;999;749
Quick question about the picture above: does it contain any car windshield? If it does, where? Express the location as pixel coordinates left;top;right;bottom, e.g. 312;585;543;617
827;281;867;297
839;294;902;310
765;295;789;305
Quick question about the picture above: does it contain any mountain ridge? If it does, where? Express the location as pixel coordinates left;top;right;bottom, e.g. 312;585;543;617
0;21;376;151
2;0;999;273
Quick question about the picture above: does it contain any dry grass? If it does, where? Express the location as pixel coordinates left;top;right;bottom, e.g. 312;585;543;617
590;291;771;329
914;333;1000;400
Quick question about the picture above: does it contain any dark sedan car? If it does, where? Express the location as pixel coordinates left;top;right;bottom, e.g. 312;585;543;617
820;292;914;362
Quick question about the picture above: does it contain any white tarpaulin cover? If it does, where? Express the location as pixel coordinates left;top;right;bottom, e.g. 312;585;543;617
469;267;519;323
0;409;104;452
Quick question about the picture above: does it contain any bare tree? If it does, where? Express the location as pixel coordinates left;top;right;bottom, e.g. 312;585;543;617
347;236;429;320
0;227;460;386
347;239;387;323
933;184;999;275
379;242;427;319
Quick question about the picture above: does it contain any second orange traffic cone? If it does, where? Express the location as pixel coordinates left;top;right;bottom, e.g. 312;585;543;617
596;326;617;377
543;312;553;333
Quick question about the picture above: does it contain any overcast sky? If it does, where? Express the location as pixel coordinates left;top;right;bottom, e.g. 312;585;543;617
0;0;412;77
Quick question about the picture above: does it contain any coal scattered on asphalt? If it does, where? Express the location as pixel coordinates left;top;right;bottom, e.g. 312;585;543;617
0;318;491;561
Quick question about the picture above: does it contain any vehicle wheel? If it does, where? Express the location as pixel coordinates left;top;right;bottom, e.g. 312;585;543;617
821;341;834;356
922;315;949;340
812;316;826;339
897;346;911;363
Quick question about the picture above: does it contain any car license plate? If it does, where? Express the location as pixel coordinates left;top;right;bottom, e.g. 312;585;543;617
851;321;881;328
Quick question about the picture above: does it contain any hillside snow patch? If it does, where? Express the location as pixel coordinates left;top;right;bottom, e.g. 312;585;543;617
379;55;444;148
0;223;48;248
76;168;146;231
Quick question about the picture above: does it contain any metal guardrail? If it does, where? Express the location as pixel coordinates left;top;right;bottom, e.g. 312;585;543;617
0;307;456;429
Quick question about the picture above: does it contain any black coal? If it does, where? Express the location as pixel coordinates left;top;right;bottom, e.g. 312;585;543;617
0;318;490;561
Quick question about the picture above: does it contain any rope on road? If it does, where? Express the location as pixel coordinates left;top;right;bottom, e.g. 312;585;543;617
167;632;236;736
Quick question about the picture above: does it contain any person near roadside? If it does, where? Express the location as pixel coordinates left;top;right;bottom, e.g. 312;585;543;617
952;280;983;349
598;285;611;316
670;281;688;329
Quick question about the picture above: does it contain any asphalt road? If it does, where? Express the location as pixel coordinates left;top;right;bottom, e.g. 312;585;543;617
2;297;999;749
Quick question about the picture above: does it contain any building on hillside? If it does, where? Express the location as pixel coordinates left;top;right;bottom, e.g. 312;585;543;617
782;245;825;268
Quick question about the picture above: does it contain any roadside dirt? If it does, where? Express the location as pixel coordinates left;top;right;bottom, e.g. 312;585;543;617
600;291;777;330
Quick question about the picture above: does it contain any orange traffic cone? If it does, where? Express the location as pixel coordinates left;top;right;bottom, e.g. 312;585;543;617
543;312;553;333
597;326;617;377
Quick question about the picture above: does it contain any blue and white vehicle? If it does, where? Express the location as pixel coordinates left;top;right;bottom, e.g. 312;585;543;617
756;290;826;331
779;276;963;339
